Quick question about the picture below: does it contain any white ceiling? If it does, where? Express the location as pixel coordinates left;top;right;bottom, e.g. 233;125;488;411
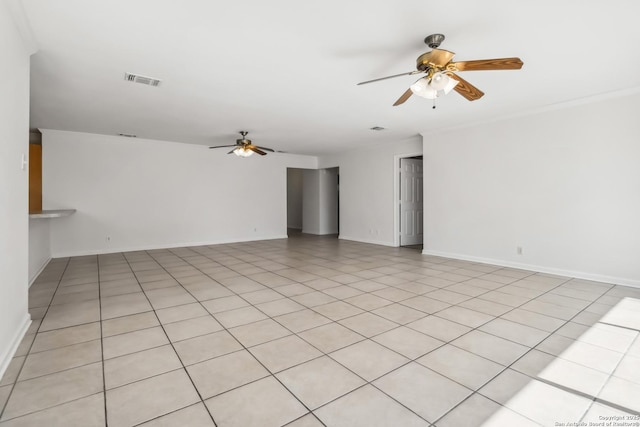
23;0;640;155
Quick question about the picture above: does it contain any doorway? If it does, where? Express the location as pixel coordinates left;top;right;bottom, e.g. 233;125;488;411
287;167;339;237
398;156;423;248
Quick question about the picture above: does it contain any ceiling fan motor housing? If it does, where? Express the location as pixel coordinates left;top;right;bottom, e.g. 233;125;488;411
417;53;432;71
416;49;455;72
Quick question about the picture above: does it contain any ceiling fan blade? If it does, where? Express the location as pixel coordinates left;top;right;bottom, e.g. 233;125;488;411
248;145;267;156
209;144;237;149
255;145;274;152
448;73;484;101
227;148;236;154
448;57;523;72
393;88;413;106
357;70;421;86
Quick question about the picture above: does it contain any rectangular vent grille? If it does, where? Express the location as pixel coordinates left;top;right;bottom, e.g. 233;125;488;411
124;72;161;87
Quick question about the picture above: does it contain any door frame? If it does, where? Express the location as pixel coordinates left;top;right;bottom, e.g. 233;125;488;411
393;152;424;247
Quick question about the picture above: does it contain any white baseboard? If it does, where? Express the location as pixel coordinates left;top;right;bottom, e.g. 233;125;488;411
339;235;396;247
302;230;339;236
29;257;51;288
421;249;640;289
0;313;31;383
51;235;290;258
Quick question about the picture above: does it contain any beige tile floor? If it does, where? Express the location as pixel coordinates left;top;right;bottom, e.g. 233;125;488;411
1;234;639;426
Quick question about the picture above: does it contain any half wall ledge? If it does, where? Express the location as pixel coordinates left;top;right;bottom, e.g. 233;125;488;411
29;209;76;219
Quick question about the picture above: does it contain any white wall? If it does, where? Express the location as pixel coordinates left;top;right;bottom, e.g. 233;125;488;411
42;130;317;256
28;219;50;284
28;131;51;284
286;168;303;229
301;168;340;235
319;136;423;245
302;169;320;234
319;168;339;235
422;91;640;287
0;0;33;379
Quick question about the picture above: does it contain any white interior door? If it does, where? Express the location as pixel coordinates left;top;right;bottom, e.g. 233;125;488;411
399;158;423;246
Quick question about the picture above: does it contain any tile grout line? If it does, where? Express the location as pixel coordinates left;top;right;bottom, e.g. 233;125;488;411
430;278;627;426
120;252;220;427
575;313;640;421
147;246;493;426
362;277;576;425
106;243;617;427
128;402;211;427
144;249;324;426
7;238;637;426
429;276;596;424
158;246;442;420
96;254;109;427
7;274;606;387
156;247;436;368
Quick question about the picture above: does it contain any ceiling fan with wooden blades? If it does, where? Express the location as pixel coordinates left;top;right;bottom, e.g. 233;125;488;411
357;34;523;106
209;131;275;157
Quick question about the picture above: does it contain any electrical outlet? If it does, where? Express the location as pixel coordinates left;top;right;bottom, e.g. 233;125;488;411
516;246;523;255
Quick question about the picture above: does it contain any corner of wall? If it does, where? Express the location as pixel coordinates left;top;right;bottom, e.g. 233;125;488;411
339;235;396;247
29;256;51;287
0;0;33;388
3;0;38;54
0;313;30;384
29;219;52;285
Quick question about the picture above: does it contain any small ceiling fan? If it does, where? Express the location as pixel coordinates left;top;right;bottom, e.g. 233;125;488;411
358;34;523;106
209;131;275;157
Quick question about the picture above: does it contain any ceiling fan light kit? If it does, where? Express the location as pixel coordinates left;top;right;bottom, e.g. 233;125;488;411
410;72;459;100
431;72;457;92
410;78;437;99
358;34;523;107
233;146;254;157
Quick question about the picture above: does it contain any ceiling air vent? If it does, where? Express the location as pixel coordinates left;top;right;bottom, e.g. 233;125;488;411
124;72;161;87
